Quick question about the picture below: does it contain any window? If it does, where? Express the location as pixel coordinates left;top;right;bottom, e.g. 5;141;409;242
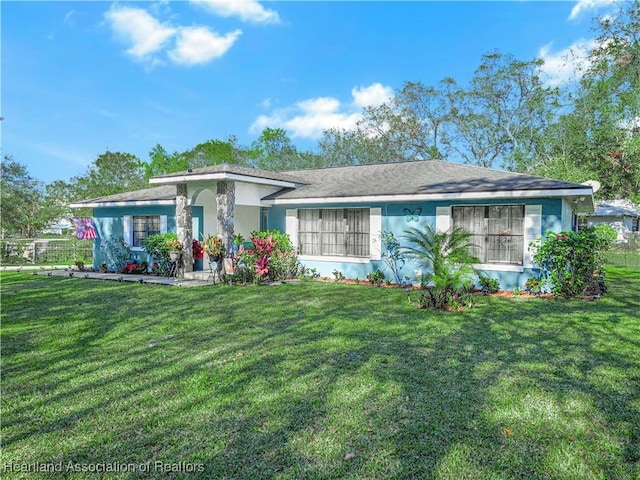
298;208;370;257
132;215;160;247
452;205;525;265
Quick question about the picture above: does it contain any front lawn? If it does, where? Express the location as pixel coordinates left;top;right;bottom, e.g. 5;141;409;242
1;269;639;479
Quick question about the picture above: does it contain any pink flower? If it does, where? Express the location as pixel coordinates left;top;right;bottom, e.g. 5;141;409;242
255;256;270;277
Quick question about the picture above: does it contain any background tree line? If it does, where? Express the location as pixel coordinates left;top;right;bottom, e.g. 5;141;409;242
2;1;638;237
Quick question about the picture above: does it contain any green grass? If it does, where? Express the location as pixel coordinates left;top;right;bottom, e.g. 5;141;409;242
1;269;639;479
605;251;640;270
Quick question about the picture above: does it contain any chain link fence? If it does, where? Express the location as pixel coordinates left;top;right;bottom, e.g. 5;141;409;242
605;233;640;270
0;239;93;265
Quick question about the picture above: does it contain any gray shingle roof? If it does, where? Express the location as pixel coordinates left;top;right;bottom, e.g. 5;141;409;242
73;160;591;206
151;164;303;184
265;160;587;200
71;185;177;206
593;200;640;217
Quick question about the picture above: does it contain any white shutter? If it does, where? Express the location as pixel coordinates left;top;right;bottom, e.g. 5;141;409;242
285;209;298;253
369;207;382;260
524;205;542;268
160;215;168;234
122;215;133;246
435;206;451;233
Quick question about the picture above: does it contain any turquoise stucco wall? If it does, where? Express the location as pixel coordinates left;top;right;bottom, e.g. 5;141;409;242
267;198;568;289
92;205;203;269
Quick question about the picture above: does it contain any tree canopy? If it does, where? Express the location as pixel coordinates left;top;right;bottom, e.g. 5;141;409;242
0;156;55;237
6;0;639;236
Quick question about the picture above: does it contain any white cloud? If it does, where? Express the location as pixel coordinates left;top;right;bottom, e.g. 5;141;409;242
259;98;273;109
104;6;176;60
568;0;617;21
169;27;242;66
189;0;280;24
105;5;241;67
352;83;394;108
63;10;76;27
538;39;598;86
250;83;394;138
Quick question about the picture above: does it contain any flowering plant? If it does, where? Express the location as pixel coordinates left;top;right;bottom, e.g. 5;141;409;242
203;235;224;258
123;260;148;274
192;240;204;259
166;239;183;251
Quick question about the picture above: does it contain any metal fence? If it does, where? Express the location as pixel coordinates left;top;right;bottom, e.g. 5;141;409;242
0;239;93;265
605;233;640;270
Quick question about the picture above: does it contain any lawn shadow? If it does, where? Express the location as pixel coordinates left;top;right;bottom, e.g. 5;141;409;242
1;272;638;479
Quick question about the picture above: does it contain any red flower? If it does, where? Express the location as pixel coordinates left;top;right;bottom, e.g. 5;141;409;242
192;240;204;259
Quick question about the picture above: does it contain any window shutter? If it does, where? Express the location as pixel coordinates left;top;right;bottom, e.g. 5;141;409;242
160;215;168;234
369;207;382;260
435;206;451;233
524;205;542;268
122;215;133;246
285;209;298;253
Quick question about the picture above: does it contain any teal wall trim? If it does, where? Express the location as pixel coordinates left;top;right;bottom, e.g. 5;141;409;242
92;205;203;270
268;198;568;289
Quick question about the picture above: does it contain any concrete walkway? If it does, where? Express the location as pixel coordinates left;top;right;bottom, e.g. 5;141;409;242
15;268;216;287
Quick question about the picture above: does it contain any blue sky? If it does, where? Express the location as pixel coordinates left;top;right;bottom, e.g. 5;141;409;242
2;0;618;184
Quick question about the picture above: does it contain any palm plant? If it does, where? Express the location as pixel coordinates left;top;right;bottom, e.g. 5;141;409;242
402;225;480;309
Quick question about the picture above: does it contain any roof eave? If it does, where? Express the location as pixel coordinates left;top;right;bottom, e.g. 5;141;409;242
262;188;595;206
149;172;298;189
70;199;177;208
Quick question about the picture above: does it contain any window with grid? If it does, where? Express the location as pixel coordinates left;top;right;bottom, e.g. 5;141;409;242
132;215;161;247
298;208;370;257
452;205;524;265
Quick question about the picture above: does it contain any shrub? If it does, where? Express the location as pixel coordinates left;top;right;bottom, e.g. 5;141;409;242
366;269;385;285
297;264;318;280
332;269;345;281
380;231;406;284
100;237;132;273
228;230;297;284
403;225;479;310
531;227;614;298
478;275;499;294
143;233;178;275
123;261;148;274
524;277;542;296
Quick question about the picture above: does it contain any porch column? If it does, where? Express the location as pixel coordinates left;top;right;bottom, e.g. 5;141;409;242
216;180;235;255
176;183;193;273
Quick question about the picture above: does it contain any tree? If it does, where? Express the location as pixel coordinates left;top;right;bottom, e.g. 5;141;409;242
144;144;188;180
43;180;76;228
319;83;451;166
572;0;640;200
402;225;479;309
71;150;148;202
445;52;559;170
0;156;53;237
181;136;250;169
318;52;558;170
250;128;324;170
532;1;640;201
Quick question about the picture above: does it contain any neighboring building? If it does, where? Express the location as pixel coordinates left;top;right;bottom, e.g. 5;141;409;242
582;199;640;242
41;218;73;235
70;160;595;289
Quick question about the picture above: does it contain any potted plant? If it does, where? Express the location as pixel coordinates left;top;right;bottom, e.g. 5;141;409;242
232;234;245;255
203;235;224;261
166;239;183;261
193;239;204;271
